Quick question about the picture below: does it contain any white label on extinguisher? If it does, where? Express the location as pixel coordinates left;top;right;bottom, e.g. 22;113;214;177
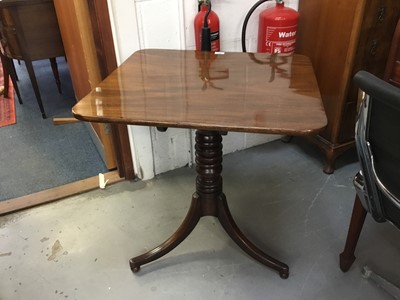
211;31;220;52
265;25;297;54
211;31;219;41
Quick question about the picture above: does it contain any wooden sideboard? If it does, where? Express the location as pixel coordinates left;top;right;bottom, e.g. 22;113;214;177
296;0;400;173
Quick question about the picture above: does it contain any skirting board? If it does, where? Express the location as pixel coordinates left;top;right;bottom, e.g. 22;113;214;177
0;171;123;216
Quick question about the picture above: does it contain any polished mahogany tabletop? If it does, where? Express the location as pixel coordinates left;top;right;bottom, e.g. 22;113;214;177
73;49;327;135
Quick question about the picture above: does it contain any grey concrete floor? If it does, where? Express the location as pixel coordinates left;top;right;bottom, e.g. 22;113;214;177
1;139;400;300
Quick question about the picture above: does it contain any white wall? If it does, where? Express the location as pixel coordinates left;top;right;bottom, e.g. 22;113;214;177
107;0;299;180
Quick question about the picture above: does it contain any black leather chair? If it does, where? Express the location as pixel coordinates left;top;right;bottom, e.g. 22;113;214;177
339;71;400;276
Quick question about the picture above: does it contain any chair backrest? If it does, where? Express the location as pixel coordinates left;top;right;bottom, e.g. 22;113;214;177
354;71;400;227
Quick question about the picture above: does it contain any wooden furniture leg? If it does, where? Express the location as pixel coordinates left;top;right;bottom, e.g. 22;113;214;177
1;55;22;104
217;193;289;278
50;57;62;93
24;59;46;118
11;59;18;81
129;195;202;273
339;195;367;272
129;130;289;278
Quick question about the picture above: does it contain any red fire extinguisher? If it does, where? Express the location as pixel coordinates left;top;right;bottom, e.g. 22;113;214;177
257;0;299;54
242;0;299;55
194;0;220;51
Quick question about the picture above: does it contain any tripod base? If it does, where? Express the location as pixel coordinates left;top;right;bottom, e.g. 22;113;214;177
129;130;289;278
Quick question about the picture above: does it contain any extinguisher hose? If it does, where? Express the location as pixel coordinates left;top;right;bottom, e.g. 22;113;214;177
203;2;212;28
241;0;273;52
201;1;212;51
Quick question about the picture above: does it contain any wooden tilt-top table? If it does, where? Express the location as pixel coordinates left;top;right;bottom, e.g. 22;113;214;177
72;49;327;278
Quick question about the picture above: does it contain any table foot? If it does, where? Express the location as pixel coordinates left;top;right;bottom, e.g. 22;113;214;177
217;194;289;278
129;195;202;273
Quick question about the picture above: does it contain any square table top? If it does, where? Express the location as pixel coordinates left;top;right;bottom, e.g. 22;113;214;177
72;49;327;136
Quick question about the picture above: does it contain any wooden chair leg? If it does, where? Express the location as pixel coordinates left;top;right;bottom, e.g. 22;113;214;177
25;59;46;118
339;194;368;272
1;54;10;97
11;59;18;81
1;55;22;104
49;57;61;93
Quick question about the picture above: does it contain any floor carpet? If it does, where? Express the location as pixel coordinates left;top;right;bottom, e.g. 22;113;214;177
0;58;108;201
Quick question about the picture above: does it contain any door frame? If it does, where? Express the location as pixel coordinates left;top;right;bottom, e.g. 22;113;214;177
87;0;134;180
